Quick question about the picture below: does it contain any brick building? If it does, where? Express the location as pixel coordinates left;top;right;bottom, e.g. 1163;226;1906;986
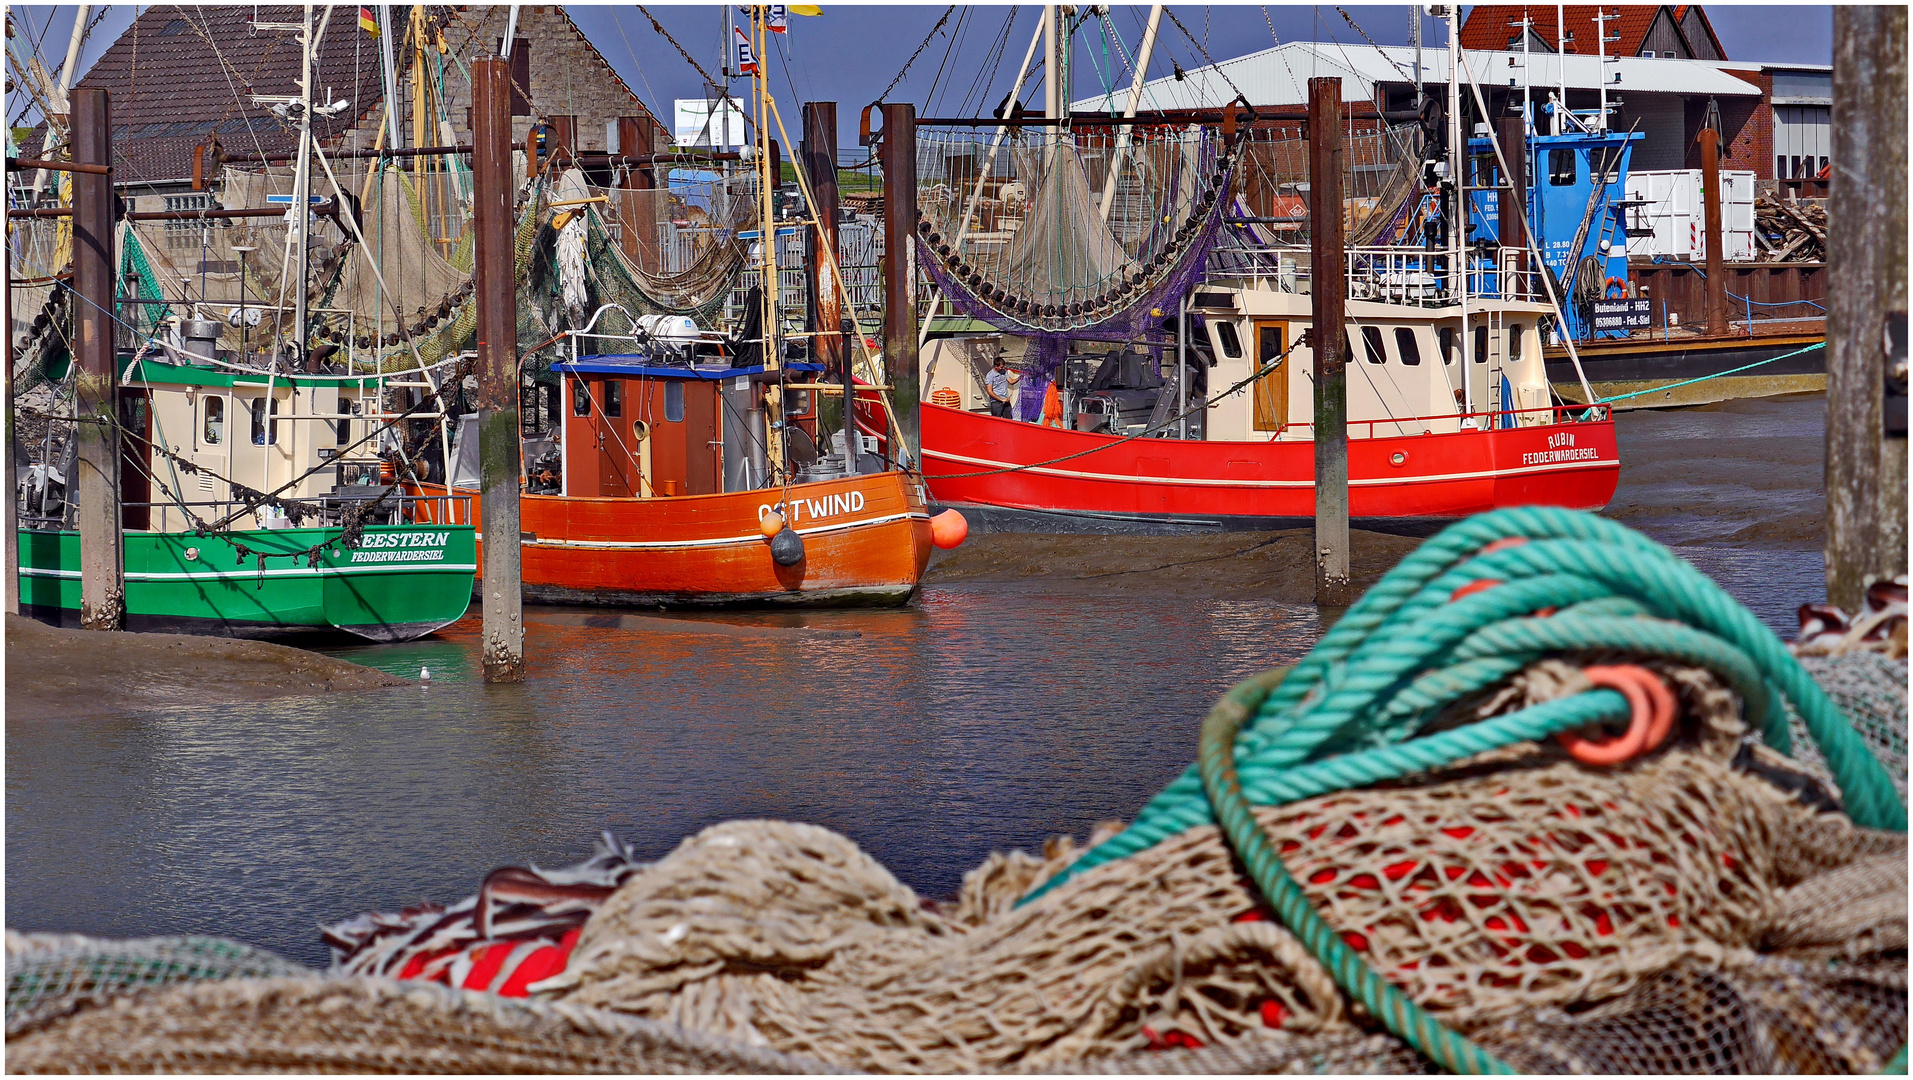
41;4;663;203
1459;5;1727;61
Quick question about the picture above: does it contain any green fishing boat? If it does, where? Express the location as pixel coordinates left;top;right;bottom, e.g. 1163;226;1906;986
17;521;475;642
16;355;475;642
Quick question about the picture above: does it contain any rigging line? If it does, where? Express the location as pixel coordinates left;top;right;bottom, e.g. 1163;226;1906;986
877;4;956;103
953;6;1015;119
632;5;755;139
1335;6;1415;84
920;5;965;114
608;10;668;127
1161;6;1246;103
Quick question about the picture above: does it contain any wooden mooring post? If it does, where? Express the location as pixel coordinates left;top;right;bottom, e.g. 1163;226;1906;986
879;103;920;464
1308;76;1353;607
1699;127;1729;335
472;58;524;682
72;87;123;631
801;102;849;469
1826;6;1908;612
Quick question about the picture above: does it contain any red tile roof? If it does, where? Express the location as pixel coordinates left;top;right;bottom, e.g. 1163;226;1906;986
1459;5;1709;59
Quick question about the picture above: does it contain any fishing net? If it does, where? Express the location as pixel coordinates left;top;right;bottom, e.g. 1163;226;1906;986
913;124;1236;337
550;167;760;321
10;656;1900;1075
1784;653;1909;801
1229;126;1425;250
5;931;310;1037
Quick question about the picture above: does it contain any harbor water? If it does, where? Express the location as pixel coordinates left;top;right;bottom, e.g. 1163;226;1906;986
7;394;1827;968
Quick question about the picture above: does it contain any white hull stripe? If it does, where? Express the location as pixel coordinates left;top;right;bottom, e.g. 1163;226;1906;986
19;564;478;581
489;512;928;552
921;449;1617;489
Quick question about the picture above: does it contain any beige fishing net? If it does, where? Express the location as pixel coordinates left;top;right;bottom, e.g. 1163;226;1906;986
7;660;1904;1074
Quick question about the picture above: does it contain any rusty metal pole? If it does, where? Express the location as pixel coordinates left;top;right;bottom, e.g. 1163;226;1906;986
1699;127;1729;335
879;103;919;466
472;58;524;682
1826;5;1908;612
72;87;123;631
1308;77;1352;607
801;102;846;461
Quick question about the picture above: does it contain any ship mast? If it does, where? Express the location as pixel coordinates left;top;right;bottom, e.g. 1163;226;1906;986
751;6;786;485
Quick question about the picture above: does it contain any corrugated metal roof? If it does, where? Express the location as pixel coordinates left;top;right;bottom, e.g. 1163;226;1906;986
1069;41;1759;114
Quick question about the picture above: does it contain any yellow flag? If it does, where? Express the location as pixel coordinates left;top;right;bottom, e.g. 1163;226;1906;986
788;5;822;15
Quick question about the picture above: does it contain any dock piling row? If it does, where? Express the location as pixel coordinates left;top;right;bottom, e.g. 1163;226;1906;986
473;57;526;682
1307;76;1352;608
72;86;123;632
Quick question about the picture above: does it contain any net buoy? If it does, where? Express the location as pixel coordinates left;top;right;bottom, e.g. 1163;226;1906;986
930;509;969;549
770;526;805;567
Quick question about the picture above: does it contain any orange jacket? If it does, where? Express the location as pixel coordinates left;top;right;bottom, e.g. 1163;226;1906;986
1040;379;1064;427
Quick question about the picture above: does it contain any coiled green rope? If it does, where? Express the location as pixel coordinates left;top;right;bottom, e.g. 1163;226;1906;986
1018;506;1907;1072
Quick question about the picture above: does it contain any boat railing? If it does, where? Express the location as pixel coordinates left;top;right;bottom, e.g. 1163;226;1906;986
96;492;477;534
1282;402;1611;439
1345;246;1549;305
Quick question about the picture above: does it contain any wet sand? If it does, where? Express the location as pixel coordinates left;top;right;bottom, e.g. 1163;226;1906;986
6;615;409;722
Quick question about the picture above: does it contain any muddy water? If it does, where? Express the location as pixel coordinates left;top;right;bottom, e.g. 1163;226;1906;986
6;394;1828;967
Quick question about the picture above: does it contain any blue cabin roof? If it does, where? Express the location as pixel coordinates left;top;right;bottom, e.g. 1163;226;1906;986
553;357;825;380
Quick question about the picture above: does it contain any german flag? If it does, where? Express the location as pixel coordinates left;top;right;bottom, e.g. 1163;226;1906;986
359;6;379;37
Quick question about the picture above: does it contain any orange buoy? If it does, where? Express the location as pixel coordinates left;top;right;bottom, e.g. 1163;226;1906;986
759;510;786;538
930;508;969;549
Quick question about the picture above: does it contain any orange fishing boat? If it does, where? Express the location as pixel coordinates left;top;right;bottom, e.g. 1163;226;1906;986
409;314;937;607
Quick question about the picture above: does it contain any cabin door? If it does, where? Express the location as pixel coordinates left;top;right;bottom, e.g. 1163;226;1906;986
117;388;152;530
593;377;638;498
1251;321;1289;433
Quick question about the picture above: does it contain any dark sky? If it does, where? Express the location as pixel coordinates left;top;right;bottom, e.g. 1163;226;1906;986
9;5;1836;150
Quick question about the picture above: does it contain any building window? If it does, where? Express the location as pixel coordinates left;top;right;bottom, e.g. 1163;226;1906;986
1394;327;1422;366
1776;155;1788;179
202;396;224;445
664;381;685;422
1361;325;1386;365
1639;48;1653;57
572;379;590;416
1818;156;1829;176
163;193;212;247
1548;149;1576;186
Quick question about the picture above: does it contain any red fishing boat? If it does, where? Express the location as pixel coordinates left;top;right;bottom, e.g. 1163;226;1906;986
916;280;1619;532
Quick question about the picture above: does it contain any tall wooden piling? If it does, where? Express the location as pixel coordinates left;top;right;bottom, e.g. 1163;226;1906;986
1496;116;1527;287
801;102;850;469
3;211;15;615
72;87;123;631
1826;5;1908;612
472;58;524;682
1699;127;1729;336
880;102;920;464
1308;77;1352;607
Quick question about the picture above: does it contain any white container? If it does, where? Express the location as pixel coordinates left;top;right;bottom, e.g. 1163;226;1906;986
635;314;701;343
1623;169;1755;261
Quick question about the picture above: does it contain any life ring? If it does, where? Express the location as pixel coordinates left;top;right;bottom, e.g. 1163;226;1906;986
1604;277;1626;299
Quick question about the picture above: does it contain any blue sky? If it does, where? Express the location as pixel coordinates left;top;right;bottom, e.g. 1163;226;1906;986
8;5;1836;149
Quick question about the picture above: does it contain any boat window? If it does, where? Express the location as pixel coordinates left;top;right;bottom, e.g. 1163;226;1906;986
1395;327;1422;366
202;396;224;445
1438;326;1457;365
1508;325;1524;362
1361;325;1386;365
603;379;622;418
1473;325;1489;364
572;378;591;417
1213;320;1243;359
665;381;685;423
1548;149;1576;186
248;397;278;445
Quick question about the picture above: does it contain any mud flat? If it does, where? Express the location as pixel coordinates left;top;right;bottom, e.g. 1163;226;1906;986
925;528;1422;602
5;615;409;721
